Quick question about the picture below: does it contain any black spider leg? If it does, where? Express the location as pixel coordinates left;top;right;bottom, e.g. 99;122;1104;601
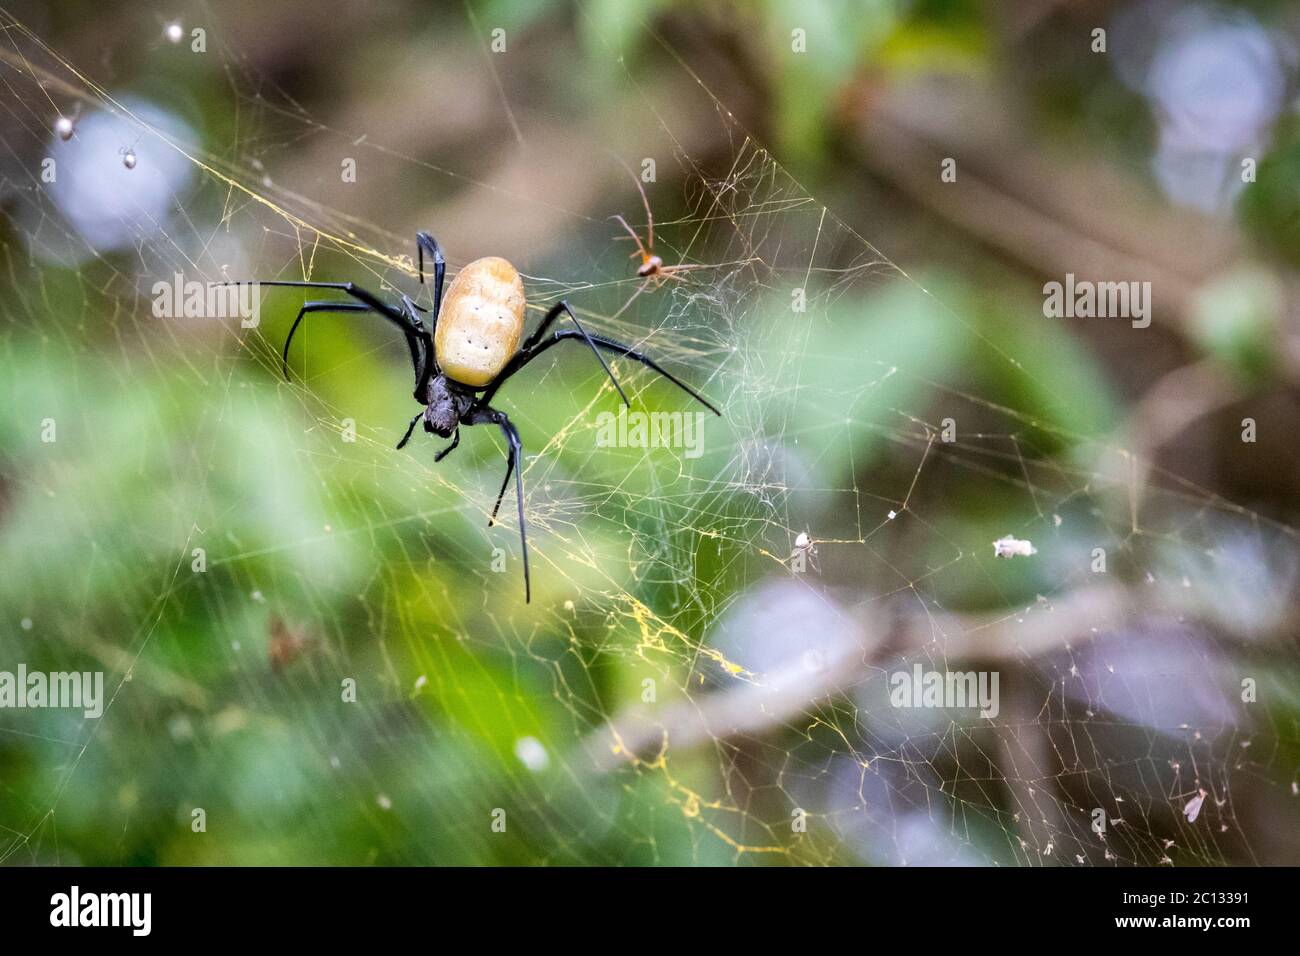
397;233;455;453
414;232;446;389
467;407;530;603
509;301;629;406
434;427;460;461
393;291;440;451
279;302;371;379
416;231;445;306
397;417;460;456
229;280;431;399
397;291;440;397
397;413;422;450
481;329;721;416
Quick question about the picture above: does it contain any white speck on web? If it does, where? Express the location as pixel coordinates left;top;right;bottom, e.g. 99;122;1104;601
514;736;550;772
993;535;1036;558
1183;790;1206;824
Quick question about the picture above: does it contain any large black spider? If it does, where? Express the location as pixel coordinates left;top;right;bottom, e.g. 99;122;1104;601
231;232;720;602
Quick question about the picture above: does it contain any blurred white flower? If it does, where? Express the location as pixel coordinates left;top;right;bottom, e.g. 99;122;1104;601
1146;7;1285;152
1111;3;1293;213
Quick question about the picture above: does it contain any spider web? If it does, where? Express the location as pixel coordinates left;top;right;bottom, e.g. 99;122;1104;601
0;3;1297;867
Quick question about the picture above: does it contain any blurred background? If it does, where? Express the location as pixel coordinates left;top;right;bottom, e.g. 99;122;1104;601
0;0;1298;865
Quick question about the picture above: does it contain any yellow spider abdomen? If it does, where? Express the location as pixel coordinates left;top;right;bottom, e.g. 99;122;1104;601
434;256;526;387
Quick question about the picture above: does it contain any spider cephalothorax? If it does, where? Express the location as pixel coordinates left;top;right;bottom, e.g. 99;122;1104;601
423;374;474;438
229;232;719;603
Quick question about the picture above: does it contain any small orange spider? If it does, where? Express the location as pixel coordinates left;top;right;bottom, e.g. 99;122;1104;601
609;171;704;319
